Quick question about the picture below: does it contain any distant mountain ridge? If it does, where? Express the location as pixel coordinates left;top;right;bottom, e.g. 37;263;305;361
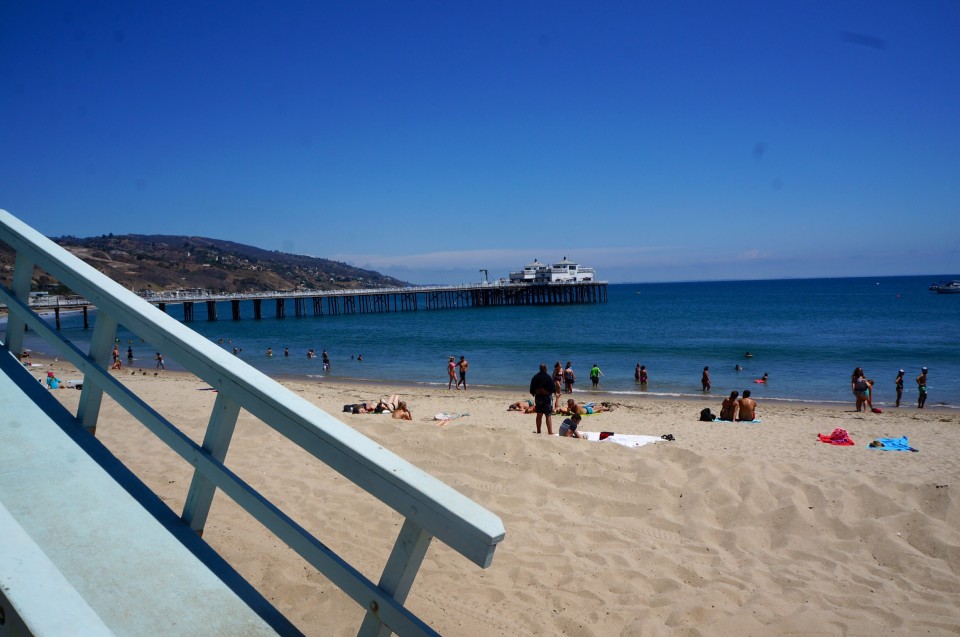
1;233;408;294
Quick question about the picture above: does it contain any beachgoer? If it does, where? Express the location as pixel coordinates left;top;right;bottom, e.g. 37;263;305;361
448;356;458;390
895;369;905;407
457;356;469;390
46;371;63;389
508;399;536;413
639;365;648;386
917;367;928;408
745;352;753;358
322;350;330;370
737;389;758;421
701;366;711;392
852;368;870;412
552;362;564;411
635;363;641;382
558;413;583;438
307;349;315;359
719;391;740;421
155;352;165;371
357;354;363;362
112;344;119;363
266;347;273;357
233;346;239;355
284;347;289;357
563;361;575;393
127;346;133;362
756;372;768;383
589;363;603;388
735;364;742;372
111;357;123;371
392;401;412;420
529;363;555;434
559;398;610;416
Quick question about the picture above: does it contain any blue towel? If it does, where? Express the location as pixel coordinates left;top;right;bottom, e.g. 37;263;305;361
868;436;917;452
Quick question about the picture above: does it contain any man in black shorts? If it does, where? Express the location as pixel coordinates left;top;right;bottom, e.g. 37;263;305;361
529;363;556;435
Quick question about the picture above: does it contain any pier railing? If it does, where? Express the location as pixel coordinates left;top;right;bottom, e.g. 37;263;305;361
0;209;505;637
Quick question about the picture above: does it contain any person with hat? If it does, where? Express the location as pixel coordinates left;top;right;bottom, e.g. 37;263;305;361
895;369;905;407
45;371;63;390
916;367;928;409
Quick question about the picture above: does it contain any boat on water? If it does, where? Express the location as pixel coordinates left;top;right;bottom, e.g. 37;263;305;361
930;280;960;294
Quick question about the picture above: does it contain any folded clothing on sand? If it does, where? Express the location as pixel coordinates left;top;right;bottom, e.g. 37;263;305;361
868;436;918;452
818;428;854;446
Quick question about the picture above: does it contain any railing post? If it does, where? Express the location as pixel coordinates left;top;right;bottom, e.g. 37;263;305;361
4;252;34;357
357;519;433;637
182;393;241;536
76;313;118;435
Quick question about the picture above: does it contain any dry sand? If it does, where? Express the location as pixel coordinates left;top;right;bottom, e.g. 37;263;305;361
35;359;960;636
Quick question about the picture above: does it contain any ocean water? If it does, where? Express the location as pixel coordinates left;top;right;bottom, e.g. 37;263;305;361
11;275;960;408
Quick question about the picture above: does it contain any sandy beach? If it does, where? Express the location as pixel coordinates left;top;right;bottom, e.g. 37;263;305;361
35;358;960;636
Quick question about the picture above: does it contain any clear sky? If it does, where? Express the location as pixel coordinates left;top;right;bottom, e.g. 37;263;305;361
2;1;958;284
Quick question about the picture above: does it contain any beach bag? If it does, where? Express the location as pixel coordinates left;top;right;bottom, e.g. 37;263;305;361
343;404;355;413
699;408;715;422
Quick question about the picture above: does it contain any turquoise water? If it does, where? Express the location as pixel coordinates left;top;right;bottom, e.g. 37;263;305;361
13;275;960;408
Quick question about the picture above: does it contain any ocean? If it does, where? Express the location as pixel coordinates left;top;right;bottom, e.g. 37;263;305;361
11;275;960;409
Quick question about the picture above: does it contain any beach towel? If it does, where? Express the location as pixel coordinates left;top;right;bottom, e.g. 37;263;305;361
712;418;762;423
867;436;917;452
434;412;469;421
580;431;663;448
818;428;854;446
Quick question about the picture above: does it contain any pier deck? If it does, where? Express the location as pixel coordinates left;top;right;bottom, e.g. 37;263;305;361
22;281;608;326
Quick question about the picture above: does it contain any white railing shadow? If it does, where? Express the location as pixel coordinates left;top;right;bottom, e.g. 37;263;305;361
0;209;504;637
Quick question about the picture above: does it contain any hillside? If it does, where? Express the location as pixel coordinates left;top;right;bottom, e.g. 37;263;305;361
0;234;408;294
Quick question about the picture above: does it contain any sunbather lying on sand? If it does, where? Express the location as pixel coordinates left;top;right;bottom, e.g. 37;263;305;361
507;399;537;413
556;399;612;416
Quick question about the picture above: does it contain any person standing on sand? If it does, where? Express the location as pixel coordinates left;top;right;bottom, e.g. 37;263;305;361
895;369;905;407
917;367;928;408
447;356;458;390
589;363;603;388
457;355;469;390
852;368;870;412
701;366;711;392
529;363;555;435
155;352;165;371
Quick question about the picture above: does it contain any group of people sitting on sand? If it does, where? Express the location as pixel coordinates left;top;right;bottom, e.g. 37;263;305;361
346;395;412;420
717;390;759;421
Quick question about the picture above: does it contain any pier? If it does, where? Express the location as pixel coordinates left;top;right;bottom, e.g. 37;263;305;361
23;281;608;327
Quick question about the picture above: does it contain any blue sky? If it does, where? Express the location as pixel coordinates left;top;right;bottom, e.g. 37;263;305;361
2;1;958;284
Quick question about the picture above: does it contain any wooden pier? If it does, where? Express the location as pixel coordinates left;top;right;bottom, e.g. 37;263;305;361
26;281;608;326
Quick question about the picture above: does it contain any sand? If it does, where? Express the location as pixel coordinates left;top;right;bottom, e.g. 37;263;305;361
35;359;960;636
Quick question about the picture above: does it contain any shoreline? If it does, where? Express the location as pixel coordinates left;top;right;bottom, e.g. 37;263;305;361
22;349;953;413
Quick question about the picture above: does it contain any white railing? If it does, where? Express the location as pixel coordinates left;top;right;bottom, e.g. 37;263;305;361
0;209;505;637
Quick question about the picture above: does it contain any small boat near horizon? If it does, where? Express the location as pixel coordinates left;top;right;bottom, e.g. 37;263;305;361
930;280;960;294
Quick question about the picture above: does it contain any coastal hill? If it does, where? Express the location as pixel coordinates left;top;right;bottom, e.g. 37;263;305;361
0;234;408;294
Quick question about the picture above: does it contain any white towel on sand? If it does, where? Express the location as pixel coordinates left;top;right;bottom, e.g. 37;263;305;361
580;432;663;448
